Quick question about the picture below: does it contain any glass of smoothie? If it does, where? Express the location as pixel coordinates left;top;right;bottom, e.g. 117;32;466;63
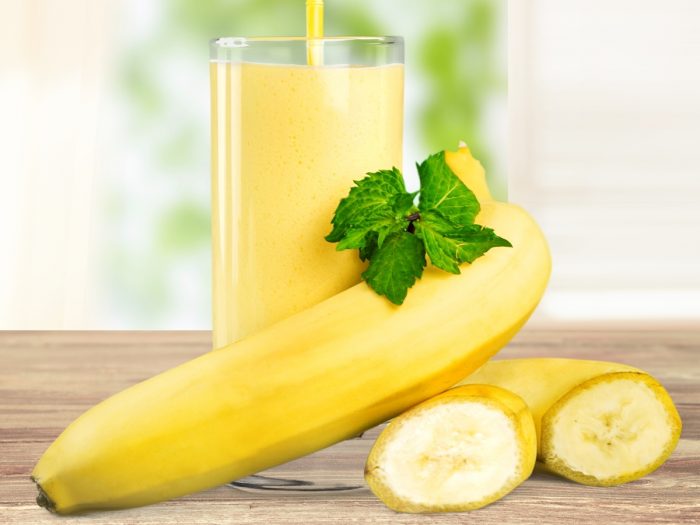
210;36;404;490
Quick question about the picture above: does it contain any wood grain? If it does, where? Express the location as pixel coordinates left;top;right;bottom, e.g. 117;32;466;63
0;328;698;524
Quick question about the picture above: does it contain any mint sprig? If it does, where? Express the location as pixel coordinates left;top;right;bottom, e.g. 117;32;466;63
326;151;511;305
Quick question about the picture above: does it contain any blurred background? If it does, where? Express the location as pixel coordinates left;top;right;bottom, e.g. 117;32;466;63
0;0;698;329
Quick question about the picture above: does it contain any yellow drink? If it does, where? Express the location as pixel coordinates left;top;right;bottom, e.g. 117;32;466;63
211;60;403;348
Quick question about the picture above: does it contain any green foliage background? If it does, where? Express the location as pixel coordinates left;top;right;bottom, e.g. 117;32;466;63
105;0;506;327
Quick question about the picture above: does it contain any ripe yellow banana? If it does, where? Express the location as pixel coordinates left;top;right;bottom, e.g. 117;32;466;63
32;146;551;514
461;358;682;486
365;384;537;513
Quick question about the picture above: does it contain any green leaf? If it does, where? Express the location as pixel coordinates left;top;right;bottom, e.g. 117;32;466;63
389;191;418;217
417;151;480;227
371;191;417;247
335;226;376;252
335;211;407;253
376;220;402;248
359;231;378;262
326;168;407;243
361;232;426;305
416;209;512;274
325;150;511;306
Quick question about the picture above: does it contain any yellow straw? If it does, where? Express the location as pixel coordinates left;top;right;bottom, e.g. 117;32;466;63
306;0;324;65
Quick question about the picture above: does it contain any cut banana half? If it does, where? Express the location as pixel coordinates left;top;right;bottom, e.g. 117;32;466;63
541;371;681;486
462;359;682;486
364;385;536;513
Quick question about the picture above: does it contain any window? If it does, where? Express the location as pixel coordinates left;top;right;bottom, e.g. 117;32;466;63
509;0;700;321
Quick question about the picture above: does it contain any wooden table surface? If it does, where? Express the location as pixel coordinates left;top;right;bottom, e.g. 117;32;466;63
0;328;698;524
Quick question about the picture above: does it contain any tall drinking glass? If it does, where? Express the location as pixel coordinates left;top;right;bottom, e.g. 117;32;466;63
210;37;404;490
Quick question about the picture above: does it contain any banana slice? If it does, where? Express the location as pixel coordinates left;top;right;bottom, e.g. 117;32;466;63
542;371;681;486
364;385;536;513
461;359;682;486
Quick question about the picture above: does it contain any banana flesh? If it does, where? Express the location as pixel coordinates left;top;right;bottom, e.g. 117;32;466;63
461;359;682;485
365;384;536;513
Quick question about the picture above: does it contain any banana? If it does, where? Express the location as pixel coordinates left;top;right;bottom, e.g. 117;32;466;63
32;146;551;514
365;384;537;513
461;358;682;486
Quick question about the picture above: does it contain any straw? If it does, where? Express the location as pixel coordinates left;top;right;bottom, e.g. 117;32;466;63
306;0;324;65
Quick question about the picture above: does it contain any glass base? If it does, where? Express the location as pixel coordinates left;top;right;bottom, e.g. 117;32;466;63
230;474;363;493
228;424;385;494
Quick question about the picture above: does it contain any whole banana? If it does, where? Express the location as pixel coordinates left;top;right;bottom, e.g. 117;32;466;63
32;147;551;514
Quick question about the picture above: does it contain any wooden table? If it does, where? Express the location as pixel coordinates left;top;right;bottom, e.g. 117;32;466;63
1;328;698;524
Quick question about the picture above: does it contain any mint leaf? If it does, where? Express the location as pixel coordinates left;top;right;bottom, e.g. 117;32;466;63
389;191;418;217
326;149;512;305
416;210;512;274
359;231;378;262
326;168;407;243
361;232;426;305
335;210;409;253
328;169;416;258
335;226;377;252
364;192;417;247
417;151;480;227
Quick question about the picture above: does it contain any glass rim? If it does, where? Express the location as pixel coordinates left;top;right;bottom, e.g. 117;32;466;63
210;35;403;49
